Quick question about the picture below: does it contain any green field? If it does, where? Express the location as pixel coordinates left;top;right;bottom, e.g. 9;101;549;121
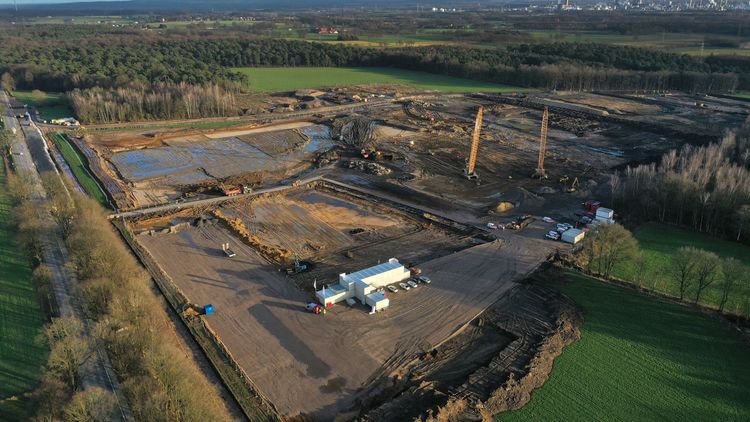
12;91;74;122
231;67;531;93
0;163;48;419
53;133;111;208
613;223;750;313
500;271;750;421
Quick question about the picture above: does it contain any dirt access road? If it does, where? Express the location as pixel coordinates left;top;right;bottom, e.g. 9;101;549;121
137;223;556;420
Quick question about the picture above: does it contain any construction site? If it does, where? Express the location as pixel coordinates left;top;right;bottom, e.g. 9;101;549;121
74;88;750;419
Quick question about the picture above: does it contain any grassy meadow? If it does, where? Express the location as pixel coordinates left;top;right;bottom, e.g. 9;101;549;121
499;271;750;421
613;223;750;314
0;163;48;420
52;133;111;208
12;90;74;122
232;67;531;93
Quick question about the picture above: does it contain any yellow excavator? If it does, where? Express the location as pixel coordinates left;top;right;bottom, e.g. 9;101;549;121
565;177;579;193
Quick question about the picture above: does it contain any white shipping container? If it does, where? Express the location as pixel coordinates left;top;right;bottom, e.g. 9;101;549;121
596;207;614;220
562;228;585;244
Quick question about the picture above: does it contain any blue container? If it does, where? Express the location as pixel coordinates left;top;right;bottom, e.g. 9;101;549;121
204;304;215;315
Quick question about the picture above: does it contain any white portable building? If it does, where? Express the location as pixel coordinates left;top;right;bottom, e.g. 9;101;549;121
596;207;614;220
562;228;585;244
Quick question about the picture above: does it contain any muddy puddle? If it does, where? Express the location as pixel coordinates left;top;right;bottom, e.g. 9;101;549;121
110;125;335;185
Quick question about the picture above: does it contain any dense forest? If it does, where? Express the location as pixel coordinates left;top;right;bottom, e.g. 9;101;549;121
0;36;742;94
612;124;750;243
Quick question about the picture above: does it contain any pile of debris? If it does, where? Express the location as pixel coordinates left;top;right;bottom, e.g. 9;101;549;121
316;148;341;168
333;116;378;147
549;115;601;137
346;160;392;175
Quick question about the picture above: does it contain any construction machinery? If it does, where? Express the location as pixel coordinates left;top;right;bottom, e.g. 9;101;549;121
221;242;236;258
286;257;309;275
533;107;549;179
360;148;381;160
464;106;483;180
306;302;326;315
220;184;242;196
565;177;579;193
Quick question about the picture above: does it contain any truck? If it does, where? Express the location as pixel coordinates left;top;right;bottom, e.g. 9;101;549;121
222;186;242;196
583;200;601;213
306;302;326;314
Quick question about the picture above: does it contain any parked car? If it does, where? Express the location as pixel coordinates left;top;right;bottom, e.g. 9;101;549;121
407;280;418;289
387;285;399;293
546;231;561;240
399;282;410;291
418;276;431;284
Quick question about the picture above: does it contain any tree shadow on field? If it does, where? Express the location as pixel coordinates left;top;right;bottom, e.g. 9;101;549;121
555;273;750;420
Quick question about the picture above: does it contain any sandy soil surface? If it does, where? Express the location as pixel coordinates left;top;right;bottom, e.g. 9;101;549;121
204;121;314;139
137;224;555;420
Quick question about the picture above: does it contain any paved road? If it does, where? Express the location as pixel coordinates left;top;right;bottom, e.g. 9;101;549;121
2;91;133;421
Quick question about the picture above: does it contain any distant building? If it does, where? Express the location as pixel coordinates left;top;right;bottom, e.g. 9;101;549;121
50;117;80;127
317;27;339;34
315;258;410;313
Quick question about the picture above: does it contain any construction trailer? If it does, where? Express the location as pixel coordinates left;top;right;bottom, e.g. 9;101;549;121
596;207;614;221
561;228;585;244
315;258;410;313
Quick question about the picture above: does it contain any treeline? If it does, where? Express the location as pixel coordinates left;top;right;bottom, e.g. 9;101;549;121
69;82;237;123
4;167;233;420
505;11;750;37
611;125;750;242
579;223;748;316
0;36;743;95
0;38;247;91
60;192;233;420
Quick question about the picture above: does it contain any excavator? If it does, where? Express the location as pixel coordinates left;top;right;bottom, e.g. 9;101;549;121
565;177;579;193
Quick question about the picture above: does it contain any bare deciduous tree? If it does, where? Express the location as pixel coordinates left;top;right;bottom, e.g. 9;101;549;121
43;317;92;390
613;128;750;241
672;246;698;301
29;376;71;422
63;387;117;422
693;250;720;304
581;223;639;278
719;257;744;312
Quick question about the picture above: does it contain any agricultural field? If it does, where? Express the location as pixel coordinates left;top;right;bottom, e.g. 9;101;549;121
232;67;530;93
613;223;750;314
52;133;110;208
528;30;747;55
500;271;750;421
12;90;74;122
0;164;48;420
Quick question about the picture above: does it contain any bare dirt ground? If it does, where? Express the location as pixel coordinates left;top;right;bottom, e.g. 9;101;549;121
93;89;749;420
136;220;557;420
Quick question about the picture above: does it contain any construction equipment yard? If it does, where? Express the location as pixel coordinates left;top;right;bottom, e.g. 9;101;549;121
72;87;750;419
